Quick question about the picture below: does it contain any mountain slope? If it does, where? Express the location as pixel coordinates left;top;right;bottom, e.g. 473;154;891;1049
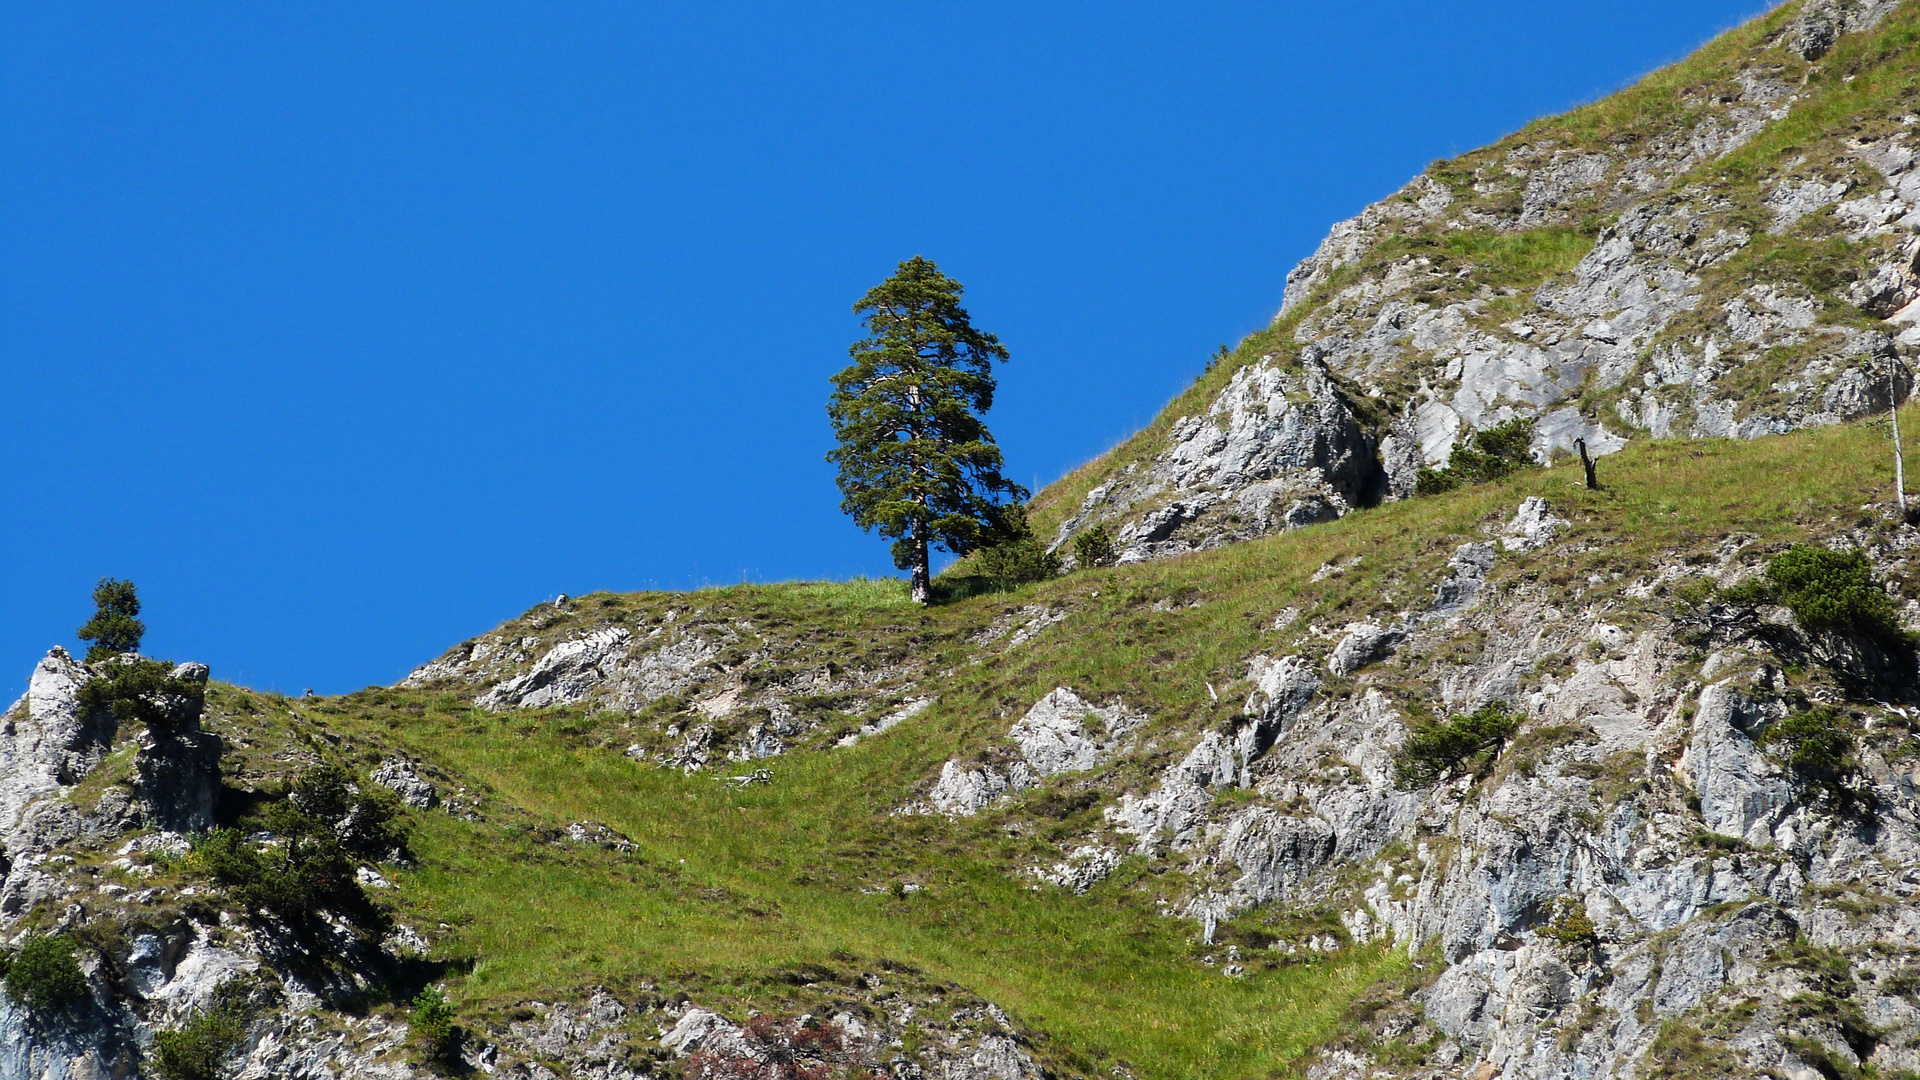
1032;0;1920;565
4;3;1920;1079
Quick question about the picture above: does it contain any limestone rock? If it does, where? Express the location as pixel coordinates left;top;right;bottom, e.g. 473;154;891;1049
371;757;439;809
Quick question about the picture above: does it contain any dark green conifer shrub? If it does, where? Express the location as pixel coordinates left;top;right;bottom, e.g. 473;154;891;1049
971;504;1061;591
1729;545;1917;652
152;978;264;1080
76;578;144;662
75;658;205;735
1759;705;1868;815
1072;524;1118;569
1393;704;1522;787
4;933;87;1014
412;986;459;1065
1414;417;1537;495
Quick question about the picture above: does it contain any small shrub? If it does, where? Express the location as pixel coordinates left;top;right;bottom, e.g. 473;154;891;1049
76;577;144;662
4;933;87;1014
1394;704;1522;787
1751;545;1915;651
1759;705;1869;815
970;504;1061;591
194;778;393;939
1072;525;1118;569
1538;896;1600;948
152;978;263;1080
75;657;205;735
1413;417;1537;495
412;986;459;1065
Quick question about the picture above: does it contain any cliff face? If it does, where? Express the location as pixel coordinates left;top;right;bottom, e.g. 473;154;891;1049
1039;0;1920;565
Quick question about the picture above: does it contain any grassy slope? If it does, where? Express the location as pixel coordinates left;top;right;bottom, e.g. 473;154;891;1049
1025;0;1920;539
202;408;1920;1078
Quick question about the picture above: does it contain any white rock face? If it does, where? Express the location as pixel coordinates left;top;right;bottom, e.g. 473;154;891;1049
371;757;438;809
926;689;1142;817
1684;682;1793;845
1502;497;1568;553
477;626;633;710
0;648;115;836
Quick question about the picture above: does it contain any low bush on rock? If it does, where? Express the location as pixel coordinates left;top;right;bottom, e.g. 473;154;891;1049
4;933;88;1014
76;657;205;735
1759;705;1869;816
1538;896;1600;949
1730;544;1918;654
1413;417;1536;495
193;765;399;939
1394;704;1522;787
152;978;267;1080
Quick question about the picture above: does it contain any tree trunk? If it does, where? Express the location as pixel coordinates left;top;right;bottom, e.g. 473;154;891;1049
910;521;931;605
1576;438;1599;491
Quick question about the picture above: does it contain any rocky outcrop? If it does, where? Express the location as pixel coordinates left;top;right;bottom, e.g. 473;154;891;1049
1052;353;1382;561
133;662;221;834
926;689;1143;816
1050;0;1920;564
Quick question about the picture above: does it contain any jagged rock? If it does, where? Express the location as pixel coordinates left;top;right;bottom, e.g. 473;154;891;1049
1501;497;1567;553
133;662;221;835
925;689;1141;816
0;648;117;835
371;757;438;809
1683;682;1793;845
661;1007;751;1058
1215;808;1337;907
478;627;634;711
1328;622;1405;675
1031;845;1122;894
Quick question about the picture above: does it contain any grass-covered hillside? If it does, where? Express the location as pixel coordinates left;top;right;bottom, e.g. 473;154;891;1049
155;406;1920;1078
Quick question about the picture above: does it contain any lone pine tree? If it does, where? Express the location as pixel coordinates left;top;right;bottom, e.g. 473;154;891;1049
828;257;1025;605
76;578;144;662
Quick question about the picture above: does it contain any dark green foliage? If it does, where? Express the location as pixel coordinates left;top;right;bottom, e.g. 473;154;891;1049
75;657;204;735
194;765;399;938
1413;418;1538;495
1393;704;1522;787
1072;524;1118;569
1760;706;1869;815
152;978;265;1080
412;986;459;1065
76;577;144;662
1738;544;1917;651
828;257;1025;603
971;504;1061;591
4;933;87;1014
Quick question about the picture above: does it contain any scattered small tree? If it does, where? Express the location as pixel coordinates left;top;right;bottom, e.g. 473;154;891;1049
970;503;1060;591
152;977;267;1080
1072;524;1118;569
1414;417;1538;495
412;986;459;1065
828;257;1026;604
1538;895;1600;949
76;578;144;662
1393;704;1522;787
4;933;87;1014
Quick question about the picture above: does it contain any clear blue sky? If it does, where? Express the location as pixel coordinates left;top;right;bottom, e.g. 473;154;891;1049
3;2;1766;696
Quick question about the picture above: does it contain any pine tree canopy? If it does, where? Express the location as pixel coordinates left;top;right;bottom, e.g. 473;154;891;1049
827;257;1026;603
77;577;144;662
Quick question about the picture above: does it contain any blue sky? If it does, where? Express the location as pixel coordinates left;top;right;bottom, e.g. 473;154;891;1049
3;1;1766;696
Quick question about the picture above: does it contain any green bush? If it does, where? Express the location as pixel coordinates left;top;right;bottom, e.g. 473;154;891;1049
75;657;205;735
151;979;261;1080
4;933;87;1014
971;504;1061;591
1394;704;1522;787
1414;417;1537;495
1759;705;1867;814
1742;545;1916;651
412;986;459;1064
193;769;396;939
76;577;144;662
1072;524;1118;569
